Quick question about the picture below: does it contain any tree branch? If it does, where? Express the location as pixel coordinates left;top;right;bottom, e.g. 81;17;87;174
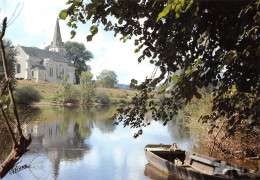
0;105;17;147
0;17;32;179
0;17;23;138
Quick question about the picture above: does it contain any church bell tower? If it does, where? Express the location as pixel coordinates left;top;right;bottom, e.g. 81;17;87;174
49;18;66;56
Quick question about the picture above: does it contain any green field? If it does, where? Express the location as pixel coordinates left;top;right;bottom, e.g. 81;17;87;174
16;80;142;104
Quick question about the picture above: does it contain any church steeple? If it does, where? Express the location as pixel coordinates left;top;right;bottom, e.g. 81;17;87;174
49;18;66;56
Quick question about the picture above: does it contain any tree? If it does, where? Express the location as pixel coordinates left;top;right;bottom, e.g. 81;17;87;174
64;41;93;84
0;39;17;82
44;45;50;50
60;1;259;139
96;69;118;88
60;75;78;103
0;17;31;178
79;71;96;104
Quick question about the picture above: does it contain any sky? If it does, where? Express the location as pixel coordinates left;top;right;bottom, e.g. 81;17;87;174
0;0;156;84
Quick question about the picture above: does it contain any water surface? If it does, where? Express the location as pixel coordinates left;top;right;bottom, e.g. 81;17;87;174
1;106;192;180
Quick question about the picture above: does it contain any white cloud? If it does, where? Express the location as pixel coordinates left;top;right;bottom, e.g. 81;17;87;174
67;28;155;84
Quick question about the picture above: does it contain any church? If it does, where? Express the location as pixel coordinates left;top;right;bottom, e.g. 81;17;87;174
15;19;75;84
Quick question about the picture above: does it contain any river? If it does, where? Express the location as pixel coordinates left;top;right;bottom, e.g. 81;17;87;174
1;105;192;180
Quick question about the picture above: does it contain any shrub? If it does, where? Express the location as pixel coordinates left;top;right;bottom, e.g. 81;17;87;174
119;99;127;104
59;75;79;103
96;91;110;104
79;71;96;104
63;86;79;103
16;86;41;104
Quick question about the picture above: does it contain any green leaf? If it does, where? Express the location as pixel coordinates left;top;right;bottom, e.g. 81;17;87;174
72;24;77;29
157;3;172;22
90;25;97;31
185;66;192;77
197;37;204;44
159;88;166;93
104;26;109;31
134;48;140;53
59;10;68;20
92;27;98;35
70;30;76;39
172;75;178;83
175;4;181;12
194;92;202;99
107;21;112;26
185;0;193;11
87;35;93;41
195;4;199;16
152;0;158;8
118;18;123;24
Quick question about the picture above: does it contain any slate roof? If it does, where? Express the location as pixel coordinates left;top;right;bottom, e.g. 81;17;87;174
19;45;73;65
31;64;46;70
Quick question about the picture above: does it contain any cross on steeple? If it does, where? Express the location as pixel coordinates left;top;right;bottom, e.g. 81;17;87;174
49;18;66;56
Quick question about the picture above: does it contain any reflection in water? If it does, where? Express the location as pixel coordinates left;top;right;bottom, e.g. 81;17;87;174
2;106;191;180
167;115;191;148
144;164;183;180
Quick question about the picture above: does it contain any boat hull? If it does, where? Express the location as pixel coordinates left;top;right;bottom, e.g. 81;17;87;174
145;144;260;180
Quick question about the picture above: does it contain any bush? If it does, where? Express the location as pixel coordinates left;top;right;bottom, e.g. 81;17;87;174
59;75;79;103
16;86;41;104
63;86;79;103
96;91;110;104
119;99;127;104
79;71;96;104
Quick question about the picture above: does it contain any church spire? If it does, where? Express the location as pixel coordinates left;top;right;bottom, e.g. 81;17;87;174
49;18;66;56
52;18;63;47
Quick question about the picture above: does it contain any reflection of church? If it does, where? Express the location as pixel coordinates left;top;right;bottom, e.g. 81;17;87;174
21;106;116;179
24;120;89;178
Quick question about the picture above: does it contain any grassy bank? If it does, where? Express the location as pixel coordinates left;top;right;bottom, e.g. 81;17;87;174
178;89;260;171
16;80;142;105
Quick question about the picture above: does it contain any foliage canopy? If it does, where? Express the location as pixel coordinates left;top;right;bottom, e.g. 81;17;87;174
97;69;118;88
0;40;17;82
60;74;78;103
79;70;96;104
65;41;93;84
15;86;41;104
61;0;260;138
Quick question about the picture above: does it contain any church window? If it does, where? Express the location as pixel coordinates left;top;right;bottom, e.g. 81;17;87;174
17;64;21;73
50;68;54;77
32;71;34;77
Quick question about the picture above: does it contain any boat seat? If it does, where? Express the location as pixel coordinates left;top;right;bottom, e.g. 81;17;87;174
189;154;240;175
189;154;221;167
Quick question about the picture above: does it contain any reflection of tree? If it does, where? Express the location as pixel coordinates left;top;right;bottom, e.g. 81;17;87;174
167;115;190;143
0;106;42;163
20;105;117;179
0;129;11;162
60;106;117;136
91;106;116;133
18;105;42;123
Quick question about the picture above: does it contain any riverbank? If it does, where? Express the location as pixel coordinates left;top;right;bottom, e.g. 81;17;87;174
16;80;144;105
